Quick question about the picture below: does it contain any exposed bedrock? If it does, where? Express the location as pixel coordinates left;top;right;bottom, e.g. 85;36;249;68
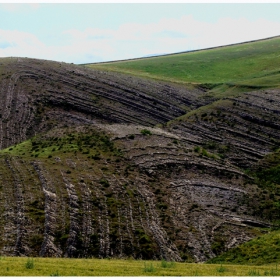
0;58;279;262
0;58;205;150
0;124;271;261
168;90;280;169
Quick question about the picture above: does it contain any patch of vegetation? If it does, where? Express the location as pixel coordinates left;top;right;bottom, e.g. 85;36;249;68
248;269;260;276
207;229;280;265
216;264;227;273
0;126;122;161
193;145;218;159
211;235;226;255
140;129;152;136
264;265;279;276
194;146;200;153
50;270;60;276
25;258;34;269
160;259;175;269
100;178;110;188
28;201;45;223
143;262;155;273
248;150;280;223
134;229;157;259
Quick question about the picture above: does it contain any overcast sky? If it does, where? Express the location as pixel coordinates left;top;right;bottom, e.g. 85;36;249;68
1;1;280;64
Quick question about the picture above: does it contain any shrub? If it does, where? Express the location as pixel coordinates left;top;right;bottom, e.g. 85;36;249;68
143;263;155;273
100;178;110;188
25;258;34;269
161;259;175;268
216;264;226;273
141;129;152;136
194;146;200;153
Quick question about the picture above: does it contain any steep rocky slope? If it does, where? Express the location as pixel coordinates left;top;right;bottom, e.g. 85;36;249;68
0;57;204;150
167;89;280;169
0;57;279;262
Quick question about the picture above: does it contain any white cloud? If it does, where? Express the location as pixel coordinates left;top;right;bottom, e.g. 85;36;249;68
28;3;40;9
1;16;280;64
0;29;45;54
62;16;280;62
0;3;40;12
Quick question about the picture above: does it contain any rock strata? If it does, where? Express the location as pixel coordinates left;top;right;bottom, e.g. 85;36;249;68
0;58;278;262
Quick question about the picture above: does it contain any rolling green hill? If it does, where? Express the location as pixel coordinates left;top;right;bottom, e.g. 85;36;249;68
86;36;280;92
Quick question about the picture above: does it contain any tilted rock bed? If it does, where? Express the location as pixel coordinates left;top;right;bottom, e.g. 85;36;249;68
0;124;272;262
0;58;279;261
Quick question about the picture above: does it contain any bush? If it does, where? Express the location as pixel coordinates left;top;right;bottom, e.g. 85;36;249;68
216;264;226;273
161;259;175;268
25;258;34;269
143;263;155;273
194;146;200;153
100;178;110;188
141;129;152;136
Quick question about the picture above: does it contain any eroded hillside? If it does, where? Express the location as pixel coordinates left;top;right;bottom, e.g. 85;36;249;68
0;57;204;150
0;57;279;262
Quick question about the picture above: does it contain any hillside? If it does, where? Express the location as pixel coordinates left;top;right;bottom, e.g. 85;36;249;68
86;36;280;94
0;37;280;262
208;229;280;265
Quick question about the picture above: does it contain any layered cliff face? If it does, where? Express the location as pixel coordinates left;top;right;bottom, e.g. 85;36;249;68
0;57;279;262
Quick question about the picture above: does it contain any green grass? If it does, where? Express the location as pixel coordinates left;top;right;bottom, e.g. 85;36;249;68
208;229;280;265
0;257;279;276
86;36;280;92
160;259;175;268
0;126;122;160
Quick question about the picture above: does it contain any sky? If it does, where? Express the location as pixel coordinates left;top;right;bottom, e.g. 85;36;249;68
1;1;280;64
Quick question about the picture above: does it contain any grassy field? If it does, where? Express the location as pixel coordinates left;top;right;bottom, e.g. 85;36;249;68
0;257;279;276
86;36;280;91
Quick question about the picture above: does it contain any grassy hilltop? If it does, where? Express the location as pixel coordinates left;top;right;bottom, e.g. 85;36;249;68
87;36;280;92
